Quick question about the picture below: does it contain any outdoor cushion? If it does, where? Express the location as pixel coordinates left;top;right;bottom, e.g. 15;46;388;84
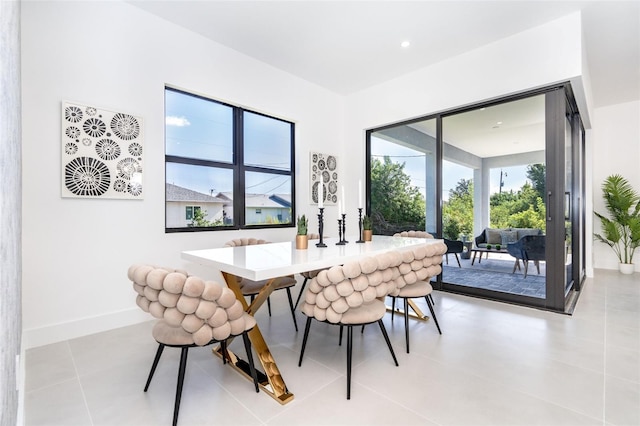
485;228;503;245
500;230;518;245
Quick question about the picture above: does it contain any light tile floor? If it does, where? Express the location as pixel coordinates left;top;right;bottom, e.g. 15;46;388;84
24;269;639;425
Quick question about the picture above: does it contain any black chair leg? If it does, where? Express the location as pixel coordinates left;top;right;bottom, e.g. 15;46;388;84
293;277;308;310
346;325;353;400
173;347;189;426
144;343;165;392
404;298;410;353
377;320;399;366
286;288;298;331
339;325;343;346
455;253;461;268
298;317;312;366
428;294;435;305
220;340;228;364
241;332;260;393
425;296;442;334
390;296;396;321
267;296;272;316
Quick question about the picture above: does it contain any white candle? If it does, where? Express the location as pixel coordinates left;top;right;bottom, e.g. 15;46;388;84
338;200;342;216
358;179;362;209
341;185;345;214
318;179;323;208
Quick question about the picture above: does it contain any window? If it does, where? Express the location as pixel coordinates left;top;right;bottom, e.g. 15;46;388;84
185;205;202;221
165;87;295;232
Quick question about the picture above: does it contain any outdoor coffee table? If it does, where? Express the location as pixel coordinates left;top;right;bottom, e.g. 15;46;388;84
470;247;509;265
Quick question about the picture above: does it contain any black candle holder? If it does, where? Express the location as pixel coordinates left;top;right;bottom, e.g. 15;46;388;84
356;208;364;243
341;213;348;243
336;219;345;245
316;208;327;248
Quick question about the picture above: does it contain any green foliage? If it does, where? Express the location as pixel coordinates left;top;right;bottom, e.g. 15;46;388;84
527;163;546;200
362;215;372;230
296;214;308;235
370;157;425;231
190;209;221;227
594;174;640;264
490;182;546;230
443;179;473;239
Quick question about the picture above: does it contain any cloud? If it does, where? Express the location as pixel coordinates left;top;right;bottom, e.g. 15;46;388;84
166;116;191;127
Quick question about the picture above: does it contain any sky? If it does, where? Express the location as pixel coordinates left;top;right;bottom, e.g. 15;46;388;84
371;136;530;201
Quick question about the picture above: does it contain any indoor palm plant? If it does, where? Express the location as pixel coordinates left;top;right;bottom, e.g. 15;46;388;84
594;174;640;274
296;214;309;249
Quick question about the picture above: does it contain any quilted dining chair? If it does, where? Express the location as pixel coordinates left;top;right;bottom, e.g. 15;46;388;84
392;231;447;352
298;250;401;399
128;264;260;426
293;233;324;310
224;238;299;331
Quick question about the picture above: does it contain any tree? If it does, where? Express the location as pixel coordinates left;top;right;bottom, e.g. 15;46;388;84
370;156;425;232
527;163;545;200
190;209;222;227
443;179;474;239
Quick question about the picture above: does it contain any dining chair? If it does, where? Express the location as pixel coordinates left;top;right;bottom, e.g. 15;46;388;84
392;231;447;353
224;238;299;331
293;233;324;310
298;250;402;399
128;264;260;426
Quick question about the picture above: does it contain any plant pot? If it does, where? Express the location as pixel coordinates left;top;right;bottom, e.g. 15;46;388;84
296;234;308;250
619;263;635;274
363;230;373;242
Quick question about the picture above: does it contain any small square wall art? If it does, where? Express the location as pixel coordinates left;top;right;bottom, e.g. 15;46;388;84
61;101;143;199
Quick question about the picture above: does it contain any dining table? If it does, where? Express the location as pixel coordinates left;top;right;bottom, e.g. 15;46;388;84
181;234;442;404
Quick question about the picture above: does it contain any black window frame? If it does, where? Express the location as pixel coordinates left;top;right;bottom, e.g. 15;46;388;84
165;86;295;233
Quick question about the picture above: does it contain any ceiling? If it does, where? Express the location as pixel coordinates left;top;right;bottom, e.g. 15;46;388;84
128;1;640;109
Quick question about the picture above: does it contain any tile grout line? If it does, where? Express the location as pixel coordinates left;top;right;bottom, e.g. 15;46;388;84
601;285;607;425
66;340;95;426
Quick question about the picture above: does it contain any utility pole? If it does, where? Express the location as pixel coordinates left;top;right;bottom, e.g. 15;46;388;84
499;169;507;194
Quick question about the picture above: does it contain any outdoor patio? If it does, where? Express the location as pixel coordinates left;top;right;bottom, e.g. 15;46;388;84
441;251;546;298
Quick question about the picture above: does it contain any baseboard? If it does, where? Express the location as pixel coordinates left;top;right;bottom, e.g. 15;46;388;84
22;308;149;350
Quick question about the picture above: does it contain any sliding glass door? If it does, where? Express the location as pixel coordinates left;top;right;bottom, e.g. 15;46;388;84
366;84;585;312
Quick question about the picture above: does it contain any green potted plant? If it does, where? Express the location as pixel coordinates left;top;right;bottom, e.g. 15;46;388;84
486;244;492;250
362;215;373;241
594;174;640;274
296;214;308;249
495;244;501;251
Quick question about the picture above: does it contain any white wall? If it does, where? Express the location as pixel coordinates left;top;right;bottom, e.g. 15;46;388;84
590;100;640;271
21;1;345;348
342;12;592;265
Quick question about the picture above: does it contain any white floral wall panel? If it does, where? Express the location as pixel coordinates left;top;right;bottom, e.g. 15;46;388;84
310;151;338;205
61;101;143;199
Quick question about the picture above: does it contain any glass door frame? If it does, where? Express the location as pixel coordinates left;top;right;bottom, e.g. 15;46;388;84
365;83;585;313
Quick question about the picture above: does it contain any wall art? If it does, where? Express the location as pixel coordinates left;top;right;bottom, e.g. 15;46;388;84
61;101;143;199
310;151;338;205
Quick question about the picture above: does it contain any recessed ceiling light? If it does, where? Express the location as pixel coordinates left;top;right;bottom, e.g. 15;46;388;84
401;40;411;48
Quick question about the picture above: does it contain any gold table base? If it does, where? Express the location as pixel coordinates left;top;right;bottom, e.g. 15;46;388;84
218;272;294;405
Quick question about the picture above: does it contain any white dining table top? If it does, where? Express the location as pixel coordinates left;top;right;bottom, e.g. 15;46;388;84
181;235;443;281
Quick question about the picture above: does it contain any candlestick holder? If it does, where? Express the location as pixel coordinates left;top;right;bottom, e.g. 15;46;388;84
336;219;345;245
316;208;327;247
341;213;348;243
356;208;364;243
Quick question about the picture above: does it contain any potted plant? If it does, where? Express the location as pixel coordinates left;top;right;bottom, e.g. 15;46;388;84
486;244;492;250
496;244;501;251
296;214;309;249
362;215;373;241
594;174;640;274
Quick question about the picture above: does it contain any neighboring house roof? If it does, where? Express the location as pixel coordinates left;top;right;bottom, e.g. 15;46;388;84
216;192;291;209
269;194;291;208
166;183;227;203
